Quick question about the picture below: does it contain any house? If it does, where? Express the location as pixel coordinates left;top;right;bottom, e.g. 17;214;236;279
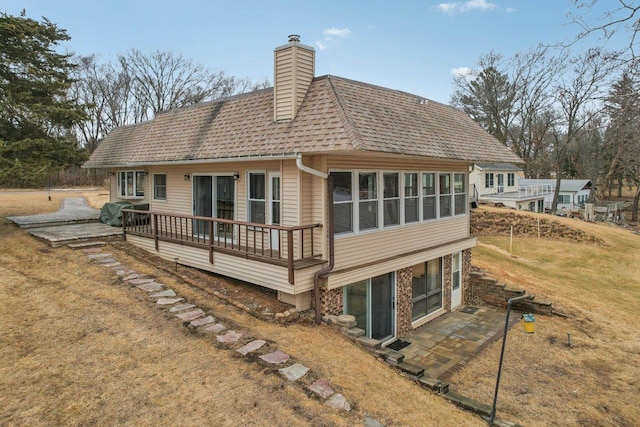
84;35;521;344
518;179;593;211
469;163;549;212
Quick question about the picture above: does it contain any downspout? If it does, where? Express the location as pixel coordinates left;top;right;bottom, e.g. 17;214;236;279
294;154;334;325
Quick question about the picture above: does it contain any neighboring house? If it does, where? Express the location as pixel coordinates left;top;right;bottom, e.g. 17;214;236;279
470;163;549;212
519;179;593;211
85;35;521;344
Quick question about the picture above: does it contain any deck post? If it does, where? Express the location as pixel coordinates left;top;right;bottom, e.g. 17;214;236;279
287;229;294;284
209;219;214;264
153;213;159;251
122;211;127;241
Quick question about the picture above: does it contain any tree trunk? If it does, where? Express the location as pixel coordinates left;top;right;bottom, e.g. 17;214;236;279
551;173;562;213
633;185;640;222
618;178;623;198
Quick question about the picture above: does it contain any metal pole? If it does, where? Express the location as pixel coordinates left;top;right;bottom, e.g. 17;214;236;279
489;294;531;426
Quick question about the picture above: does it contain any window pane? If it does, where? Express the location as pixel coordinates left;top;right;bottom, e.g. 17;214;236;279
359;172;377;200
332;172;352;201
119;172;126;197
344;281;368;334
405;173;418;197
334;203;353;234
405;198;419;223
383;199;399;227
423;196;436;220
427;258;442;293
422;173;435;196
455;194;466;215
383;173;399;198
440;195;451;217
412;298;427;321
359;200;378;230
427;293;442;313
454;174;465;194
154;174;166;200
126;172;134;197
453;271;460;290
135;172;145;197
249;200;265;223
412;263;427;299
249;173;265;199
439;174;451;195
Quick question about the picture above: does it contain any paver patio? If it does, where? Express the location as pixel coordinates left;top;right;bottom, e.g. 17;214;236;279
399;306;520;380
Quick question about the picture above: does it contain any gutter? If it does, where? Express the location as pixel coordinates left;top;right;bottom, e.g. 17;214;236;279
294;154;334;325
82;153;301;169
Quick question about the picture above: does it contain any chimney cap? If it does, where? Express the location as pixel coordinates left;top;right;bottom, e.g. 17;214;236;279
288;34;301;43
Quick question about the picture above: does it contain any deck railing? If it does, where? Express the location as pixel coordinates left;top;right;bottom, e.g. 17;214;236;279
122;209;323;284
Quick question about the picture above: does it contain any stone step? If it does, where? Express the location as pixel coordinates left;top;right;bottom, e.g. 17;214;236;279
149;289;176;298
69;241;107;249
356;336;382;349
397;362;424;378
175;309;205;322
384;350;404;366
169;303;196;313
190;315;215;328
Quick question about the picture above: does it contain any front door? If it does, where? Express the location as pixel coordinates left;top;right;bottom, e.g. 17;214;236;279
344;273;395;342
193;175;213;236
451;252;462;309
268;172;281;249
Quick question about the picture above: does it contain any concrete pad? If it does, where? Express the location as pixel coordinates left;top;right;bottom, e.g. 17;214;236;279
28;223;122;247
69;241;107;249
216;330;242;343
325;393;351;411
156;297;185;305
237;339;266;356
175;309;204;321
169;303;196;312
190;315;215;327
7;197;100;228
136;282;163;292
306;379;334;399
149;289;176;298
278;363;309;381
259;350;290;365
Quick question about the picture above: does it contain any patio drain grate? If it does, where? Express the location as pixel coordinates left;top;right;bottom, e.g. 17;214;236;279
386;339;411;351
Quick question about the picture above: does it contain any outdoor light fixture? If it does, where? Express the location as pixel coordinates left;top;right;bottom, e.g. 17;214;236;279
184;174;190;181
233;171;240;180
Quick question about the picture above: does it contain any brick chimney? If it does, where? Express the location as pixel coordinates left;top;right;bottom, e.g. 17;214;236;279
273;34;315;122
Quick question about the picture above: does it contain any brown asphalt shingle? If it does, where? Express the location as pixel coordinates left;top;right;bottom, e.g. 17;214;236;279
84;75;522;168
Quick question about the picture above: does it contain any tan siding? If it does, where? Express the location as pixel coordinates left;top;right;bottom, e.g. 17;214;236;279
327;237;476;289
128;235;302;294
333;216;469;272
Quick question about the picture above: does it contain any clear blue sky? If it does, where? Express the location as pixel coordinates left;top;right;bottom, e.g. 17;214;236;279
2;0;624;104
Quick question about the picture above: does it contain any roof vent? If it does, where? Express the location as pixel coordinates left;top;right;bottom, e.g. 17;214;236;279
418;98;428;105
288;34;300;43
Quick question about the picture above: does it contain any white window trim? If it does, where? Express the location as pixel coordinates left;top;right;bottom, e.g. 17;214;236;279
117;170;146;199
247;170;267;224
331;169;468;238
152;173;167;202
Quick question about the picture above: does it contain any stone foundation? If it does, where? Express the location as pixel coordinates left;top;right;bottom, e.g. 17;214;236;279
443;255;452;311
462;249;472;304
315;286;343;316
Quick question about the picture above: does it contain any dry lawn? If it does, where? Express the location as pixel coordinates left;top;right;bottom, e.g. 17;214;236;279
0;189;481;426
450;207;640;426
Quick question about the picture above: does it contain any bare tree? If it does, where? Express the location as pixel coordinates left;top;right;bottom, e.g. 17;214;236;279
569;0;639;59
72;51;271;151
549;49;613;212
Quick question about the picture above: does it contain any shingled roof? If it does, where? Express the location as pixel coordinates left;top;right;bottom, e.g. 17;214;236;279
84;75;522;168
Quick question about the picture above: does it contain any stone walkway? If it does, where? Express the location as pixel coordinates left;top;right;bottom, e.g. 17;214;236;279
77;243;365;419
399;306;519;380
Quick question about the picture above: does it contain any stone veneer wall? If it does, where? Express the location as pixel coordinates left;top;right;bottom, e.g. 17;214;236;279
316;286;343;316
462;249;472;304
395;267;413;339
442;255;452;311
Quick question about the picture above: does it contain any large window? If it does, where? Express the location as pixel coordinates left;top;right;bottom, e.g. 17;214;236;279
404;173;419;224
454;173;466;215
559;194;571;204
507;173;515;187
153;174;166;200
439;173;451;218
383;172;400;227
359;172;378;231
332;172;353;234
422;173;436;221
411;258;443;321
118;171;145;198
248;172;266;223
331;169;467;235
485;173;494;188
